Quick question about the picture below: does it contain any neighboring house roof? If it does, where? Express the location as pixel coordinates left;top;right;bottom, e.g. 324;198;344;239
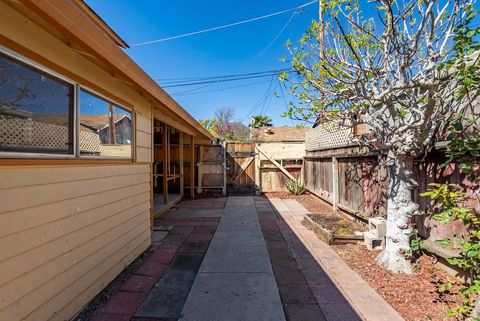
250;127;309;142
81;114;130;131
30;114;130;132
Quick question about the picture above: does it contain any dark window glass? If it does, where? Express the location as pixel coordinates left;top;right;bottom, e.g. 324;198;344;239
79;90;132;158
0;52;74;154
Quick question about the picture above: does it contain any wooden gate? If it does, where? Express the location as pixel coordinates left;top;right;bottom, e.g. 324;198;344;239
197;144;226;195
225;142;256;194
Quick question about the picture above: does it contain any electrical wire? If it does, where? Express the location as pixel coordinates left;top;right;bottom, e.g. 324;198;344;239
247;11;298;65
156;69;290;84
159;70;293;88
240;75;276;123
171;79;272;96
130;1;316;47
278;80;295;126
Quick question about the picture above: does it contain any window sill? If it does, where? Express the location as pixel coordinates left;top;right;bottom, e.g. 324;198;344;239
0;157;134;166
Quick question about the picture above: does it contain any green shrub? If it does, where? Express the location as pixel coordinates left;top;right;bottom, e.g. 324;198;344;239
286;178;306;195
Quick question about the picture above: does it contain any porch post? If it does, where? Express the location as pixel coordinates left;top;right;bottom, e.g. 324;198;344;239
190;135;195;199
179;132;184;195
163;124;169;205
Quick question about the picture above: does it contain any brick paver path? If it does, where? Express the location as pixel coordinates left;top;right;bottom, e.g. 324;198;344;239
257;197;360;321
268;198;404;321
88;196;400;321
91;216;220;321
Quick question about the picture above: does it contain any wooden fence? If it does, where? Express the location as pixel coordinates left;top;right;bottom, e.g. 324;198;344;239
304;147;388;218
303;146;477;241
225;142;305;194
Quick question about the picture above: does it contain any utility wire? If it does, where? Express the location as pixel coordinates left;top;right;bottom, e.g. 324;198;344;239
160;70;293;88
131;1;316;47
156;69;290;84
172;79;272;96
240;75;276;122
247;11;298;64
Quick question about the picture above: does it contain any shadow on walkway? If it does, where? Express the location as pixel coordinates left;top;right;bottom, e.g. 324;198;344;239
256;196;361;321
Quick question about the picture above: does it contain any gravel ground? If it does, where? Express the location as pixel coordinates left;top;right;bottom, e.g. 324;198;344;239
264;192;463;321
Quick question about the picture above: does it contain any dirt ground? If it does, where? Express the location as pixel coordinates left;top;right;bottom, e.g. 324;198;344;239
265;192;463;321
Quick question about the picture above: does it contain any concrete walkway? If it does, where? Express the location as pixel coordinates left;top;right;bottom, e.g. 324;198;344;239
88;196;401;321
180;196;285;321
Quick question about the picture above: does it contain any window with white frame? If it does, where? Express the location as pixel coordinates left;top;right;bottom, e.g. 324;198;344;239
0;48;132;159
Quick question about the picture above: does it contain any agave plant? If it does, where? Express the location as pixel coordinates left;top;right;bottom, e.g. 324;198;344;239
286;178;305;195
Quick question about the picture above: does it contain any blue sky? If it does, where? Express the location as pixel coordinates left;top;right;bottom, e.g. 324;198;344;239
85;0;318;127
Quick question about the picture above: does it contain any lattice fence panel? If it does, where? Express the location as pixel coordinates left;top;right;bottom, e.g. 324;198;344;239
0;115;100;153
305;125;354;151
80;131;101;153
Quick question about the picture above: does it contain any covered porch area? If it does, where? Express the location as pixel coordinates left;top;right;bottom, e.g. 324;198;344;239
152;118;198;216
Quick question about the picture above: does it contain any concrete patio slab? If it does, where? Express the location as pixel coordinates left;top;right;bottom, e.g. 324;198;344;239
165;208;226;218
210;230;265;247
180;196;285;321
225;196;254;207
179;272;286;321
216;218;260;232
222;205;258;216
200;245;271;273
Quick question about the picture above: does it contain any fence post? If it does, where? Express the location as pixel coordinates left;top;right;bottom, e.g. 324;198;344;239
197;145;203;194
222;143;227;196
254;144;261;195
332;156;339;211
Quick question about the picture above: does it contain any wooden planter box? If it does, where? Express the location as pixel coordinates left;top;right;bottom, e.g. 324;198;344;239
303;214;364;245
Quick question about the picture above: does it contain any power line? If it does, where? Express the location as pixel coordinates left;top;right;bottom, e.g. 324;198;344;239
159;70;293;88
240;75;276;123
247;11;298;64
131;1;316;47
156;69;290;84
171;79;272;96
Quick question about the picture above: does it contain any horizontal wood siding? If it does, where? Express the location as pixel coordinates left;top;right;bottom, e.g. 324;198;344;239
0;164;151;321
136;112;152;164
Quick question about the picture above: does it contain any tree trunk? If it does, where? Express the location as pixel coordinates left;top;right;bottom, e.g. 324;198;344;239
471;296;480;320
377;154;417;274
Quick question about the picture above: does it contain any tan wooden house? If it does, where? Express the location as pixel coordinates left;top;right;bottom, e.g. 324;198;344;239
0;1;213;320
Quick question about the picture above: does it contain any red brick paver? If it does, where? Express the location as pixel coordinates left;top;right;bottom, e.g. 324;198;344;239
120;275;158;293
135;262;168;277
102;292;147;315
258;200;360;321
87;215;220;321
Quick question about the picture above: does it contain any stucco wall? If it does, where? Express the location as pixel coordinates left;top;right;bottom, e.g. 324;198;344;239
256;142;305;160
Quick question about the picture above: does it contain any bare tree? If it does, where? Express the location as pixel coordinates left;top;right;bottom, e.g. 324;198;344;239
282;0;476;273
